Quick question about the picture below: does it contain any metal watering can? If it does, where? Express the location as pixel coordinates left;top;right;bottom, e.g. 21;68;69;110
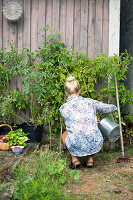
99;115;120;142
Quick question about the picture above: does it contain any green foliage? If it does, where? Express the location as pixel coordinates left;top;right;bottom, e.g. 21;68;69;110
0;63;9;95
3;129;29;147
0;30;132;141
0;45;25;93
48;159;67;184
11;151;68;200
35;32;133;138
0;89;30;125
70;170;80;180
16;48;44;124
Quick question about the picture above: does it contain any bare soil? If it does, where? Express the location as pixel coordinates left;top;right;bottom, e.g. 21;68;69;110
65;153;133;200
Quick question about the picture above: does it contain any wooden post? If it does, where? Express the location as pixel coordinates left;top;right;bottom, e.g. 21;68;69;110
109;0;120;56
108;0;121;152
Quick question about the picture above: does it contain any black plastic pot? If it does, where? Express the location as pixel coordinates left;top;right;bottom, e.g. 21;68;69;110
1;125;19;135
20;123;43;143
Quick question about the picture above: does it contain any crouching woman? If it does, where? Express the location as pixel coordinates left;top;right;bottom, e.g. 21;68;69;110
59;76;117;169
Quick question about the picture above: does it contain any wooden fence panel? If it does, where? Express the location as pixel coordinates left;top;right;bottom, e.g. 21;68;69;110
80;0;88;53
88;0;95;59
74;0;81;50
66;0;74;49
0;0;110;122
17;0;24;51
46;0;53;36
52;0;60;32
23;0;31;49
60;0;66;44
0;1;2;49
95;0;103;55
38;0;46;47
0;0;109;56
3;0;10;50
17;0;24;91
31;0;39;51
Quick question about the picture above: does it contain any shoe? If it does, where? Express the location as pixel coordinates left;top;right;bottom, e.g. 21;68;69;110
69;161;81;170
83;162;94;168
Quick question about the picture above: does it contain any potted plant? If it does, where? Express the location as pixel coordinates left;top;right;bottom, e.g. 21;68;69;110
17;49;44;142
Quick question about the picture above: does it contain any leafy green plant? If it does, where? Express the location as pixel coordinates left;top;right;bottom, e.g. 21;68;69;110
48;159;67;184
0;45;25;93
17;48;44;125
0;89;30;125
0;30;133;145
70;170;80;180
11;149;82;200
0;63;10;96
35;30;133;144
11;151;68;200
3;129;29;147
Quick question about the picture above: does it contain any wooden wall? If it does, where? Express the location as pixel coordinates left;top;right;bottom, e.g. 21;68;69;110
0;0;109;58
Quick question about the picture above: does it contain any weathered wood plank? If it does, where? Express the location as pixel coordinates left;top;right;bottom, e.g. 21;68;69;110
0;0;3;49
60;0;66;44
73;0;81;50
9;23;17;48
38;0;46;47
9;23;18;90
0;0;111;59
52;0;60;31
31;0;39;51
102;0;109;54
3;0;10;49
17;0;24;91
88;0;95;58
80;0;88;53
94;0;103;56
66;0;74;49
46;0;53;36
18;0;24;51
23;0;31;49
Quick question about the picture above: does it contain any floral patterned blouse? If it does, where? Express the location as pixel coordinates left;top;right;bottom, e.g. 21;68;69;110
60;96;117;157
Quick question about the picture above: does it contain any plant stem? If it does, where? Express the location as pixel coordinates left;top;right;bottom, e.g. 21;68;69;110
32;85;35;121
11;111;31;126
60;117;63;152
6;73;10;92
49;120;52;149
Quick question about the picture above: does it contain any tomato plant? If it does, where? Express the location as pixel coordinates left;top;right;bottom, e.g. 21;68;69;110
0;30;132;144
35;32;133;141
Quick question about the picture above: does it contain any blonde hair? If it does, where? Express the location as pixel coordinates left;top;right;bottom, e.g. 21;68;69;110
64;76;80;95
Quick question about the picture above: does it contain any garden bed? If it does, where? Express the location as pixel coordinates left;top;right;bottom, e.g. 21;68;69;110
0;142;133;200
0;143;39;200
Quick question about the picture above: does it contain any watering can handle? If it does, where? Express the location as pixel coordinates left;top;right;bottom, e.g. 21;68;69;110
109;114;115;122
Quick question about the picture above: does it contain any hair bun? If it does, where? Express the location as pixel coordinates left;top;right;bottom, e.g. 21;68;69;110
66;76;75;82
